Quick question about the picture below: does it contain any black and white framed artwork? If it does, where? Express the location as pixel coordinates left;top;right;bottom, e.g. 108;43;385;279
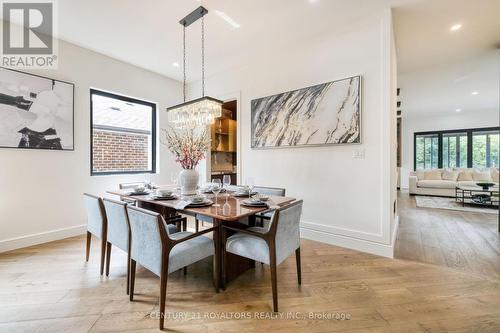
251;75;361;148
0;68;74;150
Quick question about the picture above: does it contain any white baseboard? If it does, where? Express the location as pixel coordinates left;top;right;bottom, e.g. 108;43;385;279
300;224;395;258
0;225;87;253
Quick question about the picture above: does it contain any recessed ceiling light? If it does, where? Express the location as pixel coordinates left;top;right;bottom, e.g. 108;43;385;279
309;0;319;3
471;91;479;95
455;108;462;112
172;62;180;67
450;24;462;32
214;10;240;29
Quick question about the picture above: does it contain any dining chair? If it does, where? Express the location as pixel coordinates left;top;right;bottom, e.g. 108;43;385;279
254;186;286;227
126;205;215;330
222;200;303;312
118;182;144;205
83;193;107;275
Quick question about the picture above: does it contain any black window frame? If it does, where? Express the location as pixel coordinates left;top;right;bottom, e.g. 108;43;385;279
414;126;500;171
90;89;157;176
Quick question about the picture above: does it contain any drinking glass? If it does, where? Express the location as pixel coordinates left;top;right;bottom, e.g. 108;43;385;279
246;177;255;197
170;172;178;186
223;175;231;203
212;178;222;207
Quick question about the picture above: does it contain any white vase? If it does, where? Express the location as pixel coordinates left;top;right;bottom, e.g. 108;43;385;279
179;169;199;195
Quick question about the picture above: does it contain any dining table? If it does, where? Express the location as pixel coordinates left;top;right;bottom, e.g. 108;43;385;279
107;185;296;291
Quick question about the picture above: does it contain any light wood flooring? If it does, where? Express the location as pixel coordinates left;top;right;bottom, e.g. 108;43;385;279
1;207;500;332
395;191;500;280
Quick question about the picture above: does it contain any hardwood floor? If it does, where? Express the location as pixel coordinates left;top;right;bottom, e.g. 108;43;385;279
1;220;500;332
395;191;500;280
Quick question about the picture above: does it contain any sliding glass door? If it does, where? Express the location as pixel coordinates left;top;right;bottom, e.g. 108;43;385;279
473;130;500;168
415;134;439;169
442;132;467;168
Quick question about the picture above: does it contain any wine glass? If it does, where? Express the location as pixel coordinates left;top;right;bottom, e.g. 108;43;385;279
212;178;222;207
223;175;231;203
246;177;255;197
170;172;178;186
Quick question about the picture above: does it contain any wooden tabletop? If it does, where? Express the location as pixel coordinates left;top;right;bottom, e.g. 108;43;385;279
107;187;296;222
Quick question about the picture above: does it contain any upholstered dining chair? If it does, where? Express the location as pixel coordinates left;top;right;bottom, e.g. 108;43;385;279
83;193;107;275
254;186;286;227
126;205;215;330
118;182;145;205
222;200;303;312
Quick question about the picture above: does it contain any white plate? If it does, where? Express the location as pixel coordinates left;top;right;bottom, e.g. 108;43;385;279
129;191;149;196
233;191;257;197
241;200;268;207
187;200;213;207
153;195;178;200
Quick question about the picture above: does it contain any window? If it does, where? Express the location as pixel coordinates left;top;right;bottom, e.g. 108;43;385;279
414;127;499;170
415;134;439;169
473;130;499;168
90;89;156;175
442;132;467;168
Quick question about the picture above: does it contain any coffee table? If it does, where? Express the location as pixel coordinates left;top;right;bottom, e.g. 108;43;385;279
455;185;499;208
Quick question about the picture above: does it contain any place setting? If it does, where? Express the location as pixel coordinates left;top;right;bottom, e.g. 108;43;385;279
151;189;179;200
127;184;151;196
175;194;214;209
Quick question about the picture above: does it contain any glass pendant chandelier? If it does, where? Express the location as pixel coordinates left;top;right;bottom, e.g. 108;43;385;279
167;6;222;130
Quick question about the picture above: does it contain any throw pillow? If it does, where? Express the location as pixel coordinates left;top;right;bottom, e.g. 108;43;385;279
491;168;499;183
424;169;442;180
473;169;492;182
442;169;459;181
457;170;473;181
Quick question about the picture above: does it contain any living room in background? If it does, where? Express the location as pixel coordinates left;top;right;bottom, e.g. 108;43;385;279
90;89;157;175
414;127;500;170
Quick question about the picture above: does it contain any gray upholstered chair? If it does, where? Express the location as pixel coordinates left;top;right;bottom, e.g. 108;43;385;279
254;186;286;227
83;193;107;275
118;182;145;205
222;200;303;312
126;205;215;330
103;199;180;294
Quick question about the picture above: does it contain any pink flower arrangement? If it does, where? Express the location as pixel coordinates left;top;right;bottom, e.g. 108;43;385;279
161;128;210;169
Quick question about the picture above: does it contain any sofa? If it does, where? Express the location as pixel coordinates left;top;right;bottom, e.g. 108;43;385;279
409;168;499;197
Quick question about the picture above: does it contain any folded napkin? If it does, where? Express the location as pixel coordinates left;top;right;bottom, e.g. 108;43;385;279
175;200;191;210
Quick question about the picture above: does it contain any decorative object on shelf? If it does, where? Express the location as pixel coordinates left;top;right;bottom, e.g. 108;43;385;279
0;67;74;150
167;6;222;130
471;194;492;204
251;75;361;148
161;128;210;195
477;182;495;190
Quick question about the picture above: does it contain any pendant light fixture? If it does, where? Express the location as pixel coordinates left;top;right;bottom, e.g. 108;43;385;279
167;6;223;130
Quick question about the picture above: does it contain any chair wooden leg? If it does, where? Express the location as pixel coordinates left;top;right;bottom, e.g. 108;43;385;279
182;218;187;231
105;242;112;276
183;267;187;275
126;249;131;295
195;219;199;232
100;238;106;276
129;260;136;301
85;231;91;262
159;259;169;330
269;245;278;312
221;228;227;290
295;247;301;285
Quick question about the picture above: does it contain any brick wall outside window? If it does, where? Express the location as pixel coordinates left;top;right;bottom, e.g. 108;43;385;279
92;129;149;172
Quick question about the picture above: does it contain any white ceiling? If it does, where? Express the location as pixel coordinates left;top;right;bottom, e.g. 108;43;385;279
56;0;417;83
394;0;500;117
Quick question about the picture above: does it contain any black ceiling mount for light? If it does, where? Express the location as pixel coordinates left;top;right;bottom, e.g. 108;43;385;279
179;6;208;27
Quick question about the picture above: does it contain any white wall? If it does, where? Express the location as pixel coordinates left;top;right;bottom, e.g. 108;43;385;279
190;11;397;257
0;39;182;252
400;110;499;188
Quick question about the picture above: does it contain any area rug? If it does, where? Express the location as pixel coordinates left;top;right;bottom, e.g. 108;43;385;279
415;196;498;215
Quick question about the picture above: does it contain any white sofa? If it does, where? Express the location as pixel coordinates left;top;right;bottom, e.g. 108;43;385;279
409;168;499;197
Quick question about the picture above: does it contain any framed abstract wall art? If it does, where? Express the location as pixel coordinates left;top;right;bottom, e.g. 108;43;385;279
251;75;361;148
0;67;74;150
